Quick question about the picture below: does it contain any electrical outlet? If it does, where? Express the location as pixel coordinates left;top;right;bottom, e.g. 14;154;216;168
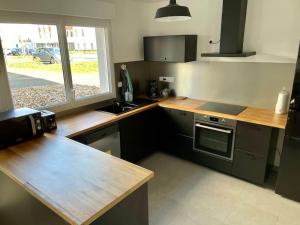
159;76;175;83
118;82;122;88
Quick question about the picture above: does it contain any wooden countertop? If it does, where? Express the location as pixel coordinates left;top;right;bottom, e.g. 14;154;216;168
0;134;154;225
0;97;287;225
55;102;158;138
56;98;287;140
157;98;288;129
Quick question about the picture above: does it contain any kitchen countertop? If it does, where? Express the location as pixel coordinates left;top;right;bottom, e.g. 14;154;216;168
0;104;157;225
158;98;288;129
0;134;154;225
56;102;158;138
56;98;287;138
0;97;287;225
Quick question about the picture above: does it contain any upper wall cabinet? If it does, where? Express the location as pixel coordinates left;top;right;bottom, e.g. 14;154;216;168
144;35;197;63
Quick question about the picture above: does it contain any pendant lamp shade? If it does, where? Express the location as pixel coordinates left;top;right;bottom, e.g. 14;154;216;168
155;0;192;22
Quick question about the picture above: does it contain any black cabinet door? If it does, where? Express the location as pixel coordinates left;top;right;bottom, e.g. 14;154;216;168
162;133;193;160
232;122;272;184
144;35;197;62
235;122;272;157
157;108;194;159
232;149;268;184
276;136;300;202
119;108;158;163
163;108;194;137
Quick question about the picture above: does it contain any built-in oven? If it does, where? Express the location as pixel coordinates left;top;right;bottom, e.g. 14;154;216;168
193;114;237;161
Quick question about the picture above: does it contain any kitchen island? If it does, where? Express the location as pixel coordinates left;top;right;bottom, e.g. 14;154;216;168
0;134;153;225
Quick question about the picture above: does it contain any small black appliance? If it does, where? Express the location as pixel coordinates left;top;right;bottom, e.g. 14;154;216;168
41;110;57;132
0;108;44;149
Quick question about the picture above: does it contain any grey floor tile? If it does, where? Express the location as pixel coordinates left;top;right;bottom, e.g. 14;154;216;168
140;152;300;225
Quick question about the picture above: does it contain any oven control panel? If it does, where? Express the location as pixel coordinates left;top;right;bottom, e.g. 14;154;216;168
194;113;237;127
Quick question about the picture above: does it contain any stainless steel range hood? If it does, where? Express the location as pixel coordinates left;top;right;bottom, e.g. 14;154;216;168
202;0;256;57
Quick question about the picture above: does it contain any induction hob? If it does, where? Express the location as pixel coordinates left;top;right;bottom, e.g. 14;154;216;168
198;102;247;116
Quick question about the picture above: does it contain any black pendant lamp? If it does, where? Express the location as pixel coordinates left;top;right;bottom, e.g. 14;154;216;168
155;0;192;22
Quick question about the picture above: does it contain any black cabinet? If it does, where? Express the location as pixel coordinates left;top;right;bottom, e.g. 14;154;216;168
164;108;194;137
144;35;197;63
158;108;194;159
232;122;273;184
119;108;158;163
276;136;300;202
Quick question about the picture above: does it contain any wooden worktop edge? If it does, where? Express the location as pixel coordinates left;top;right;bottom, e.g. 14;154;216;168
0;163;80;225
64;103;159;139
83;171;154;225
158;102;287;129
0;141;154;225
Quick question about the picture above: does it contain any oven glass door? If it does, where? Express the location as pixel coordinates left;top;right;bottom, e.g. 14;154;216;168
194;123;234;160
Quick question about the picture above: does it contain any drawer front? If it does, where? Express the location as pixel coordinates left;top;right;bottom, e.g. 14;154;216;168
232;149;267;184
235;122;272;156
164;108;194;137
163;134;193;159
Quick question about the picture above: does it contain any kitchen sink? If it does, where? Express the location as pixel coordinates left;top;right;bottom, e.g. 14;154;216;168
97;98;157;115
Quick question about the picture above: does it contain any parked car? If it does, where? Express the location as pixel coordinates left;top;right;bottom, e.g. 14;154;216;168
4;48;12;56
32;47;61;64
9;48;22;56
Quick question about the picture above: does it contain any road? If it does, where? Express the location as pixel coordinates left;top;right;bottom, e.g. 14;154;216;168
8;73;59;89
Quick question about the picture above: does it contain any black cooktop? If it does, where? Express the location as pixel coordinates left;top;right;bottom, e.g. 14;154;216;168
198;102;247;116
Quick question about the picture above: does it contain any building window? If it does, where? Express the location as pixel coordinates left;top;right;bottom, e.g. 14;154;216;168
0;15;114;112
66;26;110;99
0;23;66;109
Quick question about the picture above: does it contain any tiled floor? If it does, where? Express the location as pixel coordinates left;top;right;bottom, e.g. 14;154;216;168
140;152;300;225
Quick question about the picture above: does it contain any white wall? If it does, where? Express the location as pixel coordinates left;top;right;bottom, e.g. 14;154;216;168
112;0;300;61
149;61;295;109
111;0;299;110
111;0;148;63
0;0;115;19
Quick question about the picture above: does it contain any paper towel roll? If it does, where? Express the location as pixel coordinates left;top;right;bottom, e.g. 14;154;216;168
275;88;290;115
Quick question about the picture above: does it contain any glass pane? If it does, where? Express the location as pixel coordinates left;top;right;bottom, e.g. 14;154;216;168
196;127;230;153
66;26;108;99
0;23;66;109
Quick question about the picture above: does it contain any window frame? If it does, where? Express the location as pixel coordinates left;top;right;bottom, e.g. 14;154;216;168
0;10;116;112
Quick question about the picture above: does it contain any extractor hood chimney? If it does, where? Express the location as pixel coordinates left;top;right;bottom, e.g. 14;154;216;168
202;0;256;57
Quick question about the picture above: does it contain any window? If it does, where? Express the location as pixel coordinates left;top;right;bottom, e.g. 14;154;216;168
66;26;110;99
0;14;115;112
0;23;67;109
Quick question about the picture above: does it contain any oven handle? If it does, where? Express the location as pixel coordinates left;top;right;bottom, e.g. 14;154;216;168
195;123;232;134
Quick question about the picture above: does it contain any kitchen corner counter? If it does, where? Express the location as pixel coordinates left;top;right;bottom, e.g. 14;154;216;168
55;102;158;138
158;98;288;129
0;134;154;225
